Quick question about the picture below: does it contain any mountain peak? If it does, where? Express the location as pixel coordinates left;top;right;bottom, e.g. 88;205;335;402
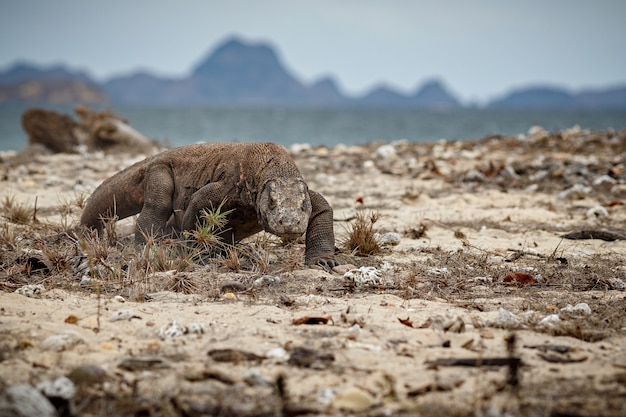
192;37;283;79
412;79;460;108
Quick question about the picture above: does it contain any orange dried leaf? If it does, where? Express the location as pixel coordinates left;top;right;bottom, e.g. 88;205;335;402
398;317;414;328
503;272;536;285
64;315;79;324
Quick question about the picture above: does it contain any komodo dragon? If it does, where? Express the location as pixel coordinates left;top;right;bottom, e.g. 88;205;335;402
80;142;337;268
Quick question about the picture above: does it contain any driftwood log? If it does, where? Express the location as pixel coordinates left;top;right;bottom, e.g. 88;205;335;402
21;107;155;154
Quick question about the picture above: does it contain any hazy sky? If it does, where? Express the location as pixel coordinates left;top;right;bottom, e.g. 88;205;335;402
1;0;624;103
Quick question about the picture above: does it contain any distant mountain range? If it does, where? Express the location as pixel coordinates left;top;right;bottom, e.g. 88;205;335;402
1;37;625;109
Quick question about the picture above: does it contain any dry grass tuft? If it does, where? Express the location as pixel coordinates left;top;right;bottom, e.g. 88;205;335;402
343;208;381;256
2;195;35;225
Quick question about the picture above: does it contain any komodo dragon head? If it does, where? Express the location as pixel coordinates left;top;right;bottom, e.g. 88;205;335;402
258;177;312;240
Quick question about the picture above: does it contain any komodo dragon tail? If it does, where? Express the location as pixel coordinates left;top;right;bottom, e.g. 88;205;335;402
80;161;147;231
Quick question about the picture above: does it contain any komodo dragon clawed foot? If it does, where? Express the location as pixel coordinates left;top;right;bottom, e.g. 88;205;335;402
80;142;338;268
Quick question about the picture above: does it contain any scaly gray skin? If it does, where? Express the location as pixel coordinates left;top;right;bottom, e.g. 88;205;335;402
80;142;337;268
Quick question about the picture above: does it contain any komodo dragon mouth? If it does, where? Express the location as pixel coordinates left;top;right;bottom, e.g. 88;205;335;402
258;178;312;240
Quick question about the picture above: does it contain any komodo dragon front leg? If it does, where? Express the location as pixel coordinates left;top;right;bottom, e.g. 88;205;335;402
135;164;176;244
305;190;337;268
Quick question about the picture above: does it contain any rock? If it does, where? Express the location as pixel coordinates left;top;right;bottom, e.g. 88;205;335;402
343;266;383;287
265;347;289;362
37;376;76;400
487;308;521;329
22;108;80;153
463;169;486;182
67;365;108;387
14;284;45;298
593;175;617;186
561;303;592;315
0;383;57;417
41;330;85;352
187;323;207;334
373;144;396;159
586;205;609;220
242;369;273;387
109;309;142;322
539;314;561;327
252;275;281;287
606;277;625;291
332;387;377;412
558;184;591;200
158;319;187;339
375;232;401;246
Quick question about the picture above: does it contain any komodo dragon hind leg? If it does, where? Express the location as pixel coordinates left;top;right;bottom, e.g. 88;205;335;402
305;190;338;268
135;164;175;245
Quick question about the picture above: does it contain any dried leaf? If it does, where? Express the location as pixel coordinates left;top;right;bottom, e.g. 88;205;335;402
64;315;79;324
503;272;536;285
398;317;414;328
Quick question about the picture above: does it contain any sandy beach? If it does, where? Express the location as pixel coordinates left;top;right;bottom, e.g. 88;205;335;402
1;126;626;416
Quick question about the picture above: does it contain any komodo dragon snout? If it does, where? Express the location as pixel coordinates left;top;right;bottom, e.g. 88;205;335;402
258;178;312;240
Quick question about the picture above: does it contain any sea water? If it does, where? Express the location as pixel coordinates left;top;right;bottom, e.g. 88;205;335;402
1;104;625;152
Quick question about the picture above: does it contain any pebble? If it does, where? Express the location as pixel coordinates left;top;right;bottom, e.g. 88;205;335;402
607;277;625;291
332;387;377;412
593;175;616;186
36;376;76;400
586;205;609;220
14;284;45;298
539;314;561;326
375;232;401;246
41;330;85;352
252;275;281;287
242;369;274;387
343;266;383;287
373;144;396;159
158;319;187;339
561;302;592;315
0;383;57;417
558;184;591;200
109;309;142;322
346;324;361;340
488;308;521;329
265;347;290;361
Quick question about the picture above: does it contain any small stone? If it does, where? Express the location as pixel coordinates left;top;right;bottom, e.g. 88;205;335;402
539;314;561;326
253;275;281;287
607;277;625;291
109;309;141;322
158;319;186;339
373;144;396;159
375;232;401;247
332;387;377;412
242;369;274;387
558;184;591;200
41;331;85;352
265;347;289;361
37;376;76;400
487;308;521;330
187;323;207;334
0;383;57;417
561;303;592;315
346;324;361;340
14;284;45;298
586;205;609;220
343;266;383;287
